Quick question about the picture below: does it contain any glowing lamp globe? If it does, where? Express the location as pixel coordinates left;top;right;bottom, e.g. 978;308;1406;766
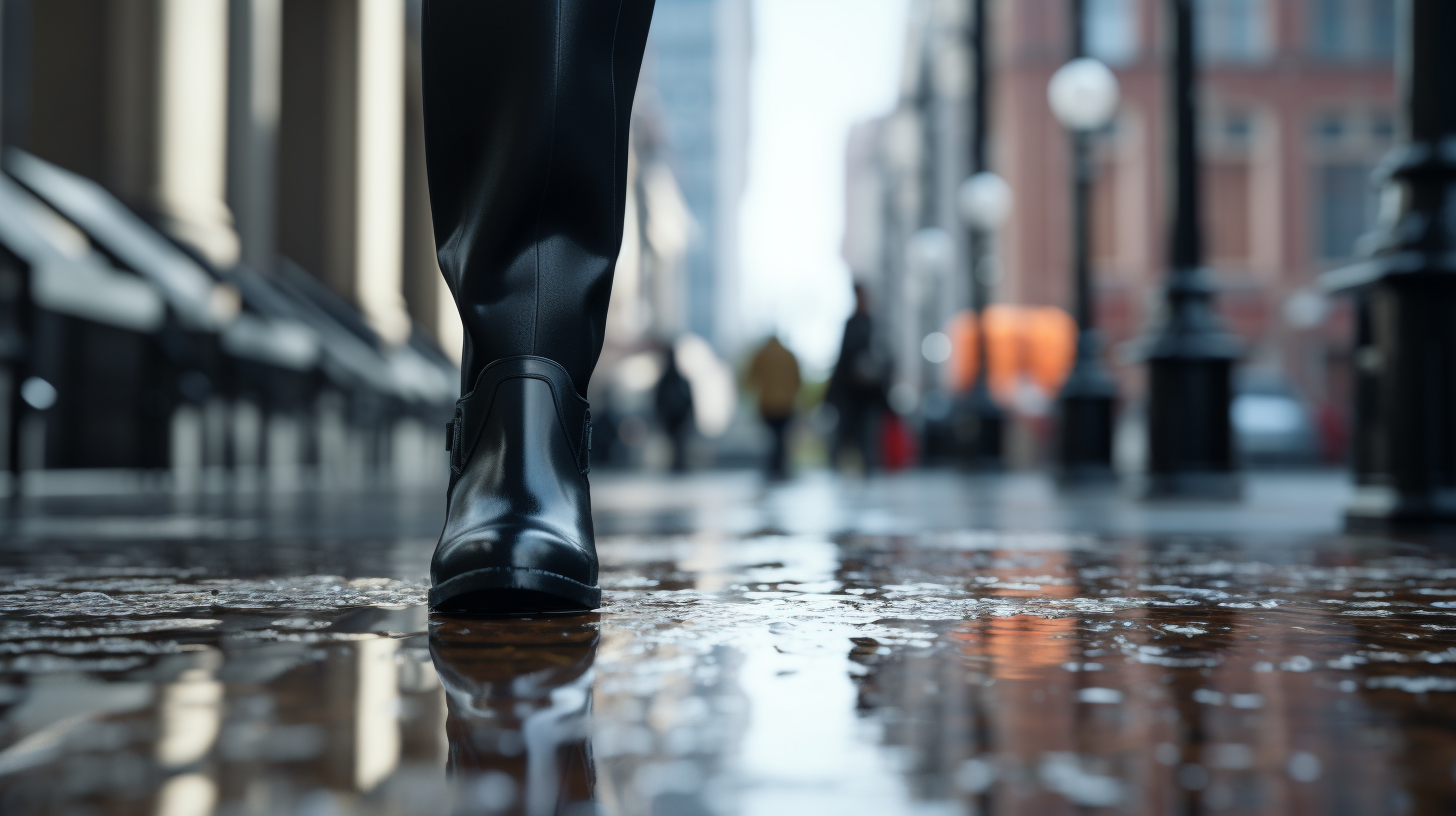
957;173;1013;231
907;227;955;278
1047;57;1121;132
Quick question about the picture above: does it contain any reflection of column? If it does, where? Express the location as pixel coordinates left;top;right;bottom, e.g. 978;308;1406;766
154;664;223;816
153;774;218;816
156;668;224;770
278;0;410;346
322;636;403;791
353;638;402;791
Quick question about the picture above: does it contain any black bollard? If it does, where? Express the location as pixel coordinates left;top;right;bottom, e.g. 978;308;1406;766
1323;0;1456;527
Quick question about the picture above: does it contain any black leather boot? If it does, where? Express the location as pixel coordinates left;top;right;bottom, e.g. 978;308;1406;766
421;1;654;613
431;356;598;613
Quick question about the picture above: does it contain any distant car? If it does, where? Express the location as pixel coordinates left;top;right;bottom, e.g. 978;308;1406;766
1232;375;1318;464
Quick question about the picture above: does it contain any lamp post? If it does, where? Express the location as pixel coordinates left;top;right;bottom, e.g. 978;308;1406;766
956;174;1012;466
1047;3;1121;486
1134;0;1241;499
1321;0;1456;527
957;0;1005;467
909;224;956;404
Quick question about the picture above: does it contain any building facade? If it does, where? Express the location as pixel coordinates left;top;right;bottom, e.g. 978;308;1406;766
852;0;1396;461
998;0;1393;431
843;0;977;411
0;0;459;484
645;0;752;354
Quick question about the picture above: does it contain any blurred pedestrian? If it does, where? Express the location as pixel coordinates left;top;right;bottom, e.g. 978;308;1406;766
826;283;887;472
654;347;695;472
747;335;801;479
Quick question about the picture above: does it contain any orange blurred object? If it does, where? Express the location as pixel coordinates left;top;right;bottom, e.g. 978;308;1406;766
944;306;1077;402
945;310;979;393
1023;307;1077;393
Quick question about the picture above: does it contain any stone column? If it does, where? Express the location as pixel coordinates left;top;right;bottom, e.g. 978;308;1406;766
278;0;410;347
401;0;462;362
22;0;237;264
154;0;238;268
227;0;282;275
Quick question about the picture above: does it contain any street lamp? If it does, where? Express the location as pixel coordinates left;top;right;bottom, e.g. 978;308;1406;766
1048;58;1120;131
1321;0;1456;527
1048;15;1121;486
958;172;1013;232
956;0;1006;467
908;226;956;279
956;171;1011;466
1133;0;1241;499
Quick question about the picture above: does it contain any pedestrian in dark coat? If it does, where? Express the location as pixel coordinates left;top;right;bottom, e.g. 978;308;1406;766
826;284;887;472
654;347;695;472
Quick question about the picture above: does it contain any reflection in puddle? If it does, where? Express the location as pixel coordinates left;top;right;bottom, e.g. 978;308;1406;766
2;476;1456;814
432;616;599;816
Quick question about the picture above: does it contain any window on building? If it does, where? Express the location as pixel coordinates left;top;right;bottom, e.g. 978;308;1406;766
1370;113;1395;142
1316;165;1377;260
1310;109;1387;261
1309;0;1396;62
1195;0;1271;63
1316;113;1347;145
1086;0;1138;64
1091;164;1120;262
1223;110;1255;148
1204;163;1252;265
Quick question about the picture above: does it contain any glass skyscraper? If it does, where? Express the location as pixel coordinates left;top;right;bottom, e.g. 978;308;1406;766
645;0;750;352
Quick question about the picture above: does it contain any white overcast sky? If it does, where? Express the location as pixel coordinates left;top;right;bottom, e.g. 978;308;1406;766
738;0;909;375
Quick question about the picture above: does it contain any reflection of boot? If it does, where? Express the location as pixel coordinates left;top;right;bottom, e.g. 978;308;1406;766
431;616;600;816
422;1;655;613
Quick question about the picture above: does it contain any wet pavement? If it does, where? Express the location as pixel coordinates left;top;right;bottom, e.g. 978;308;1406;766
2;470;1456;815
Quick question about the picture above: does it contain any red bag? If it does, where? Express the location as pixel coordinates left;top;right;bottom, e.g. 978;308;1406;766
880;412;917;471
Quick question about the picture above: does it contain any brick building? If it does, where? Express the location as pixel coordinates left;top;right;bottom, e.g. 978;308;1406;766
994;0;1395;446
847;0;1397;463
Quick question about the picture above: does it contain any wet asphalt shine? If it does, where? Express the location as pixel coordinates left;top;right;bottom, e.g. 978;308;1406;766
1;470;1454;815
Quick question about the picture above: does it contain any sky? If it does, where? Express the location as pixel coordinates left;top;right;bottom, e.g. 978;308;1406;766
738;0;909;376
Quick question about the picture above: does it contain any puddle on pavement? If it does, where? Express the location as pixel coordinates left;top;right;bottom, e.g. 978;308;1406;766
3;505;1456;813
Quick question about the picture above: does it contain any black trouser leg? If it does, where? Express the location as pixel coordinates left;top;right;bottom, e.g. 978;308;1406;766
669;423;689;473
423;0;654;396
424;0;654;614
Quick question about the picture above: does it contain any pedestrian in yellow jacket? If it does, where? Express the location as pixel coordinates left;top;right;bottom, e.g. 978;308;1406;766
747;336;801;479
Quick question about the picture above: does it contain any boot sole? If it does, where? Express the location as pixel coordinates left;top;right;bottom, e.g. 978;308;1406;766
429;567;602;615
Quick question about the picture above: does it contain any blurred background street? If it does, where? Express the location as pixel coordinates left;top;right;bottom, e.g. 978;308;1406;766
0;0;1400;483
0;0;1454;813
